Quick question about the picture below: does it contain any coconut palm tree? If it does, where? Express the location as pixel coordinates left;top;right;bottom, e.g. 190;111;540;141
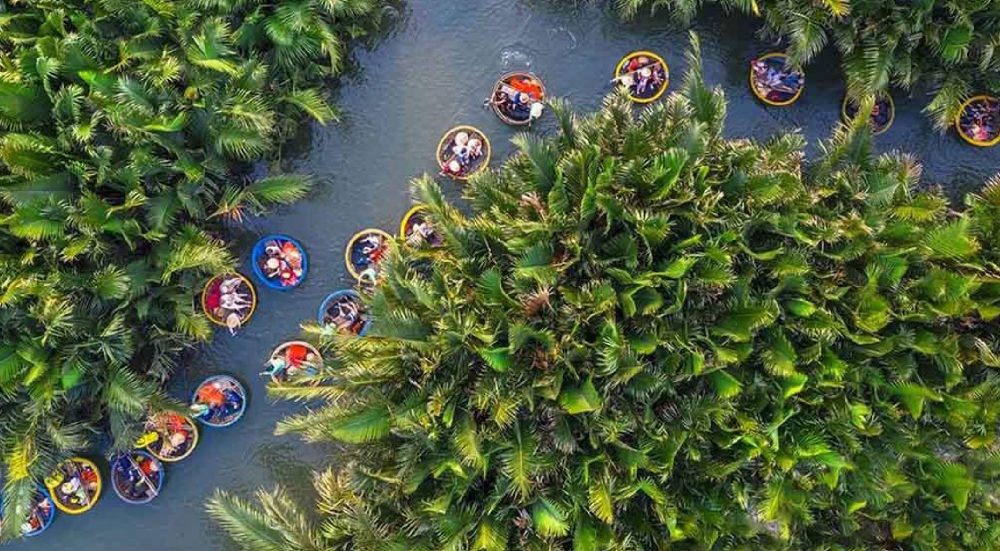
212;33;1000;550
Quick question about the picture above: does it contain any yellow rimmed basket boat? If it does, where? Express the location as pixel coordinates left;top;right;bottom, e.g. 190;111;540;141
139;412;200;463
955;95;1000;147
400;205;443;248
488;72;546;126
345;228;392;281
200;272;257;329
614;50;669;104
436;125;491;181
44;457;102;515
841;94;895;136
749;52;804;107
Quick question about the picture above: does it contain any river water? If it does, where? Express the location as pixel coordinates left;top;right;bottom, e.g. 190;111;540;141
16;1;999;550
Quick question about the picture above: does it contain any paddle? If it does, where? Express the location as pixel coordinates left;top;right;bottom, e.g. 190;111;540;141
125;454;159;498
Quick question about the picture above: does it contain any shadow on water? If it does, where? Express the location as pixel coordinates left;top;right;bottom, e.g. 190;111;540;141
16;1;1000;550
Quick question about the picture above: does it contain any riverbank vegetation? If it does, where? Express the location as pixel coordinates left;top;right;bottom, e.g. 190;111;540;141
616;0;1000;128
0;0;384;538
210;34;1000;550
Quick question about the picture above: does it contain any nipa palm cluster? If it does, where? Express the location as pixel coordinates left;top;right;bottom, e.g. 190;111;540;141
210;35;1000;550
617;0;1000;129
0;0;383;538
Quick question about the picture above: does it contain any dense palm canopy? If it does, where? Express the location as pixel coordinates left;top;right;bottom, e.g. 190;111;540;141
0;0;383;539
211;34;1000;550
616;0;1000;129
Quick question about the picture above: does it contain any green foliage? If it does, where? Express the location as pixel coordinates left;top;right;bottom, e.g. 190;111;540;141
0;0;384;540
615;0;1000;129
215;34;1000;550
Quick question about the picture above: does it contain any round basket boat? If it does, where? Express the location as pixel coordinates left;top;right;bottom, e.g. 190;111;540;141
345;228;392;281
190;375;247;428
44;457;102;515
955;95;1000;147
842;94;895;135
140;412;199;463
749;53;804;107
400;205;443;248
437;125;492;181
265;341;324;384
110;451;163;505
318;290;371;336
201;272;257;331
15;485;56;537
614;50;669;104
488;72;546;126
250;234;308;290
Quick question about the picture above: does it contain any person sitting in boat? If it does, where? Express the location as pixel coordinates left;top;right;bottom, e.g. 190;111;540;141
151;416;191;457
339;298;360;321
59;478;85;506
219;291;251;311
627;55;648;73
358;266;380;291
751;58;802;101
452;131;471;161
635;66;654;96
963;99;999;141
263;346;319;380
510;75;543;99
56;467;96;509
407;218;440;247
442;158;470;178
360;234;387;268
258;239;304;287
468;137;483;160
224;312;243;335
21;498;52;535
512;92;532;116
191;379;242;419
490;90;511;116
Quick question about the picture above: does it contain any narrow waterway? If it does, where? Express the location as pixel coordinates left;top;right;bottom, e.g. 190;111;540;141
16;1;999;549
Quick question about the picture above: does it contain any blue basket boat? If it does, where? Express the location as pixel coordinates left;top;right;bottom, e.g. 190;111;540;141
251;234;308;290
111;451;164;505
190;375;247;428
318;289;371;336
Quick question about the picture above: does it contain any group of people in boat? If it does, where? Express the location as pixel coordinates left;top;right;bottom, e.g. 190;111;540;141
49;460;100;513
958;96;1000;144
403;210;441;248
488;74;545;124
353;231;390;286
257;238;305;288
112;452;162;504
203;275;254;335
17;488;54;536
750;56;804;104
190;376;245;425
141;412;197;461
843;96;894;134
615;53;667;100
263;342;321;382
440;130;487;178
322;293;368;334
